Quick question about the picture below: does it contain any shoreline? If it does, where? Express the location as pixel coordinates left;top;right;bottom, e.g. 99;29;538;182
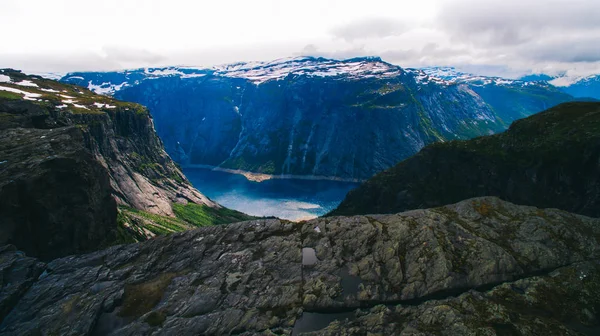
180;164;365;183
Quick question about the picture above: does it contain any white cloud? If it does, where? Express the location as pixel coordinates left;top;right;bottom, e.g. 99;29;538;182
0;0;599;78
331;17;409;42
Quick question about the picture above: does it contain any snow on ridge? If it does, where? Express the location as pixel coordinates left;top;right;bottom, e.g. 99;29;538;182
144;68;185;77
29;72;66;80
412;67;532;87
0;74;11;83
212;56;401;84
15;80;39;87
550;74;600;87
87;81;129;95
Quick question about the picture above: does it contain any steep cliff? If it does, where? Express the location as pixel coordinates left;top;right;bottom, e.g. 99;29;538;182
331;102;600;217
0;69;250;260
1;197;599;334
61;56;574;180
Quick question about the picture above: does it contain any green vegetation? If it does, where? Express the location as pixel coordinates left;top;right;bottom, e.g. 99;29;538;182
114;203;254;244
0;91;22;100
172;203;254;226
331;102;600;217
0;69;148;116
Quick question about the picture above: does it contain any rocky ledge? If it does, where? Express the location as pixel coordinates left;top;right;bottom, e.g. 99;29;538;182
0;69;249;260
0;197;599;335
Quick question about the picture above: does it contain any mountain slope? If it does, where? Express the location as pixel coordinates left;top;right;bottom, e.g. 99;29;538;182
61;57;574;180
558;75;600;100
0;69;251;259
331;102;600;217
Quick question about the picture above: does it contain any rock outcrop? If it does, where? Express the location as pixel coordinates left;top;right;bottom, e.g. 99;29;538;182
1;197;599;335
331;102;600;217
0;69;248;260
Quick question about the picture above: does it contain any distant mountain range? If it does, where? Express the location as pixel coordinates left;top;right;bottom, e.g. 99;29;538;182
61;56;577;180
419;66;600;100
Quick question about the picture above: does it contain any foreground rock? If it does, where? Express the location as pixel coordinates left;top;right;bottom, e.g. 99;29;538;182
331;102;600;218
1;197;599;335
298;260;600;335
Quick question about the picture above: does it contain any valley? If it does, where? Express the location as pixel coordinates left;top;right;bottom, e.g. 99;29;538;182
1;62;599;336
183;168;359;221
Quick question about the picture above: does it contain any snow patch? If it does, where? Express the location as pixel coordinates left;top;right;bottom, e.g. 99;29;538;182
41;88;60;93
15;80;38;87
0;86;42;100
0;74;11;83
181;73;206;79
87;81;128;95
73;104;89;109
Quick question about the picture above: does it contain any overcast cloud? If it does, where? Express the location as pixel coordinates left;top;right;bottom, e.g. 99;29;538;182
0;0;599;80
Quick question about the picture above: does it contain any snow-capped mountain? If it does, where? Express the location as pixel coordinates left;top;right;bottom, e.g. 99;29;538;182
514;72;600;100
61;56;403;94
412;66;546;87
551;75;600;100
61;56;575;180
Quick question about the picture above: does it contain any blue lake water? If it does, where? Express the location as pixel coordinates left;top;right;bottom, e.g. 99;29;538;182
183;168;360;221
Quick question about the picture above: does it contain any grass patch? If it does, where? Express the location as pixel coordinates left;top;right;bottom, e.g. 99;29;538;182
172;203;253;227
0;91;22;100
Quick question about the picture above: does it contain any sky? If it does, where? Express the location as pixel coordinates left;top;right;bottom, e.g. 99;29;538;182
1;0;599;80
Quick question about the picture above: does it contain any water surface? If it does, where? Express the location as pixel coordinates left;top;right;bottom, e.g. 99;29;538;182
183;168;360;221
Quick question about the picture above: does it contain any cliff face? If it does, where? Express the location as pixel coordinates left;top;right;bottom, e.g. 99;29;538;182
62;56;574;180
0;69;243;260
1;197;599;334
331;102;600;217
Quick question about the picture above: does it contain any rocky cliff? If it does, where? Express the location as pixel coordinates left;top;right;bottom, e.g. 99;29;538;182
61;56;574;180
0;69;250;260
0;197;599;335
331;102;600;217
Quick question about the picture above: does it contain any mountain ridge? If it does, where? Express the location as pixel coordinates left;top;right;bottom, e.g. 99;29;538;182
330;101;600;217
61;56;575;180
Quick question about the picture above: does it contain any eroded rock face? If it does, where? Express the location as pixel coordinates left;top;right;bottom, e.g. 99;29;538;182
1;197;599;335
0;125;117;260
0;70;221;259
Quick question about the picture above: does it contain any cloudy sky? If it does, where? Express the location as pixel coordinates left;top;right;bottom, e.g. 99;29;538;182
1;0;599;79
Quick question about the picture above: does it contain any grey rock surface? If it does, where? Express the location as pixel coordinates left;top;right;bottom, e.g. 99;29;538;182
1;197;599;335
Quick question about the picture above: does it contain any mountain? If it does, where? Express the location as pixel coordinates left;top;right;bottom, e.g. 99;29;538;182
331;102;600;217
558;75;600;100
0;69;251;260
60;56;574;180
1;197;599;334
517;72;600;100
